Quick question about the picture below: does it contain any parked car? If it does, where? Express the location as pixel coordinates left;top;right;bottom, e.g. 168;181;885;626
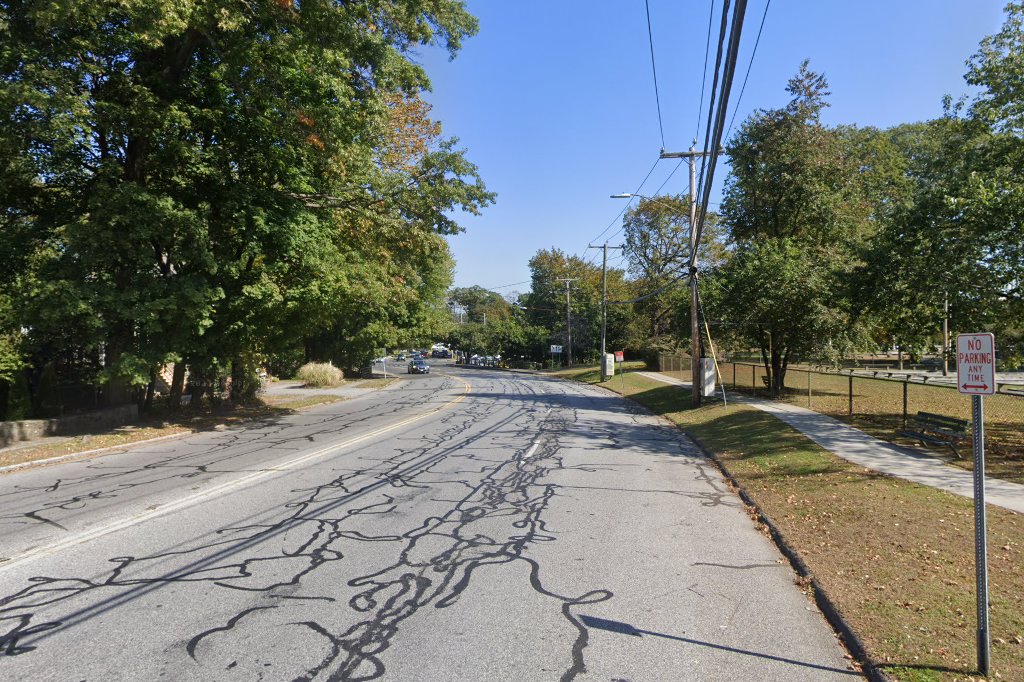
408;359;430;374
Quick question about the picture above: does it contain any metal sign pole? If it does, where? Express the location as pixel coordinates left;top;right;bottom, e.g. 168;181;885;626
972;393;990;677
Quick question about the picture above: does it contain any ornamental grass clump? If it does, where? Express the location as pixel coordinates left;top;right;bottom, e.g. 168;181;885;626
295;362;344;388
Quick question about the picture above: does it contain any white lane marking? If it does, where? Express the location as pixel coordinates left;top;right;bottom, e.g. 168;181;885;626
520;405;555;459
0;377;472;574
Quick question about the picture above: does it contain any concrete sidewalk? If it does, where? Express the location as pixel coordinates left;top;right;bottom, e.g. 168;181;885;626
636;371;1024;515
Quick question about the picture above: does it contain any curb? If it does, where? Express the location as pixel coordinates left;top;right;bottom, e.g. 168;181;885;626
0;379;407;476
561;373;885;681
0;430;195;474
686;430;889;682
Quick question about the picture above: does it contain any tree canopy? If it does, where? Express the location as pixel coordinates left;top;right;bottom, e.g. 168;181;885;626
0;0;492;415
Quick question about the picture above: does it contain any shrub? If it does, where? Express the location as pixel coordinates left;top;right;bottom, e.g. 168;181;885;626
296;362;344;388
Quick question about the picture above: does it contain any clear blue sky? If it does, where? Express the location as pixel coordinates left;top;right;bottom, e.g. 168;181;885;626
420;1;1007;296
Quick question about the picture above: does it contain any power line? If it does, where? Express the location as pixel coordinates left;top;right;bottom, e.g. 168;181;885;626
618;0;748;308
482;280;530;290
694;0;731;221
600;159;684;246
725;0;771;143
692;0;747;267
644;0;666;149
608;269;690;306
651;159;685;196
581;157;661;266
696;0;716;142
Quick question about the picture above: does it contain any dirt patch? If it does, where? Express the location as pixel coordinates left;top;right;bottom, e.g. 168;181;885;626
0;393;351;472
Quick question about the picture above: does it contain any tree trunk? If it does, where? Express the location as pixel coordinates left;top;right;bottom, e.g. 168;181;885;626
775;350;790;396
104;329;132;407
142;366;156;413
230;355;257;404
0;379;9;421
169;362;186;410
762;344;788;398
188;364;208;405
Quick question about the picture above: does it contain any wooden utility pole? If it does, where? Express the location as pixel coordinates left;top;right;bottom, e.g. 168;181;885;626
589;243;624;381
556;278;578;367
660;143;719;406
942;294;950;376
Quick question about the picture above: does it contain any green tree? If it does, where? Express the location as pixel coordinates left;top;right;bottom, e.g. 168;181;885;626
856;0;1024;368
523;248;634;365
704;239;859;392
714;62;877;392
448;286;515;325
621;194;724;347
0;0;491;410
857;118;1001;363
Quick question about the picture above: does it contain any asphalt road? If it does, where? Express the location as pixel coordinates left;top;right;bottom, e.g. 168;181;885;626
0;363;860;681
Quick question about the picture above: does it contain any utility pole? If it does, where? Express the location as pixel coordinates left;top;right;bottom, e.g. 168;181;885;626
942;294;950;376
660;141;719;407
589;243;624;381
556;278;577;367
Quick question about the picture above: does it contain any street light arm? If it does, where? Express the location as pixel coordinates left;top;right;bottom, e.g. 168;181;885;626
610;193;688;213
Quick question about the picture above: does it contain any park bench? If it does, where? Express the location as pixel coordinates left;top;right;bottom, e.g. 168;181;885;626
900;411;970;459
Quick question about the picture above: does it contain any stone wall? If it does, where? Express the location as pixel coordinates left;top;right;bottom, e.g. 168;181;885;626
0;404;139;448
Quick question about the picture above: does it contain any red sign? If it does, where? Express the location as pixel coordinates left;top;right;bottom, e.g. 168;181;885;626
957;333;996;395
614;351;624;362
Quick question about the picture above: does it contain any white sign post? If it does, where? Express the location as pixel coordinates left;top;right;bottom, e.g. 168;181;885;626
957;332;995;677
550;345;562;369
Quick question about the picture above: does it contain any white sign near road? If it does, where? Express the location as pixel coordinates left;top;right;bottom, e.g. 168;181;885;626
550;345;563;353
957;333;996;395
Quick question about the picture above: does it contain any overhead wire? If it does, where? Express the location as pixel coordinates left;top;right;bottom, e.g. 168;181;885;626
622;0;731;301
600;159;684;246
691;0;747;268
693;0;731;224
611;0;748;306
724;0;771;143
696;0;716;142
483;280;530;290
584;0;711;272
608;268;689;306
685;0;748;400
579;156;661;267
644;0;666;149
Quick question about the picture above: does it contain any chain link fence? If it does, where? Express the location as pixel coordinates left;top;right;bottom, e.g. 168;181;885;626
658;354;692;382
657;353;1024;482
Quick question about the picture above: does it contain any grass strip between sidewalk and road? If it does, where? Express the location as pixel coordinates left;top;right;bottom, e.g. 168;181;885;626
557;366;1024;682
0;377;398;472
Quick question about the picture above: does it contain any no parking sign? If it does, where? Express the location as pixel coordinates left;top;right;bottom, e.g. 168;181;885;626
956;332;995;675
957;333;995;395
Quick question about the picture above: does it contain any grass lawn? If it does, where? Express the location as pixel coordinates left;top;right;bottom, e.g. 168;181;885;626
563;366;1024;682
704;362;1024;485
